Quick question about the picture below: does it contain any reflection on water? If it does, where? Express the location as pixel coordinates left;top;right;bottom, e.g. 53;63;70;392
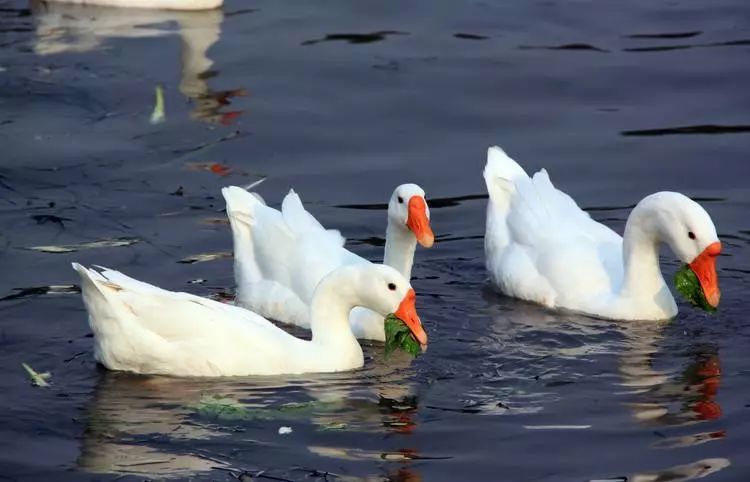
621;124;750;137
301;30;409;46
30;1;245;124
2;0;746;478
618;323;723;428
630;457;730;482
482;293;731;481
78;352;422;479
78;372;225;476
616;323;729;481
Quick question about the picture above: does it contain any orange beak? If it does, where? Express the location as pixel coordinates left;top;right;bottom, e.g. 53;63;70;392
406;196;434;248
689;241;722;308
394;288;428;346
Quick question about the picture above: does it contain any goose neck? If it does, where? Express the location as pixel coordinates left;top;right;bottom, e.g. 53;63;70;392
384;220;416;278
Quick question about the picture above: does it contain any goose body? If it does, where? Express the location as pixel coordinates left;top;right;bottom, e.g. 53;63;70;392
483;146;721;321
39;0;221;10
222;185;433;341
72;263;426;377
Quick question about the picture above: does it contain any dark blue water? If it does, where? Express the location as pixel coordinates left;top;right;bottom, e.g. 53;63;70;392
1;0;749;480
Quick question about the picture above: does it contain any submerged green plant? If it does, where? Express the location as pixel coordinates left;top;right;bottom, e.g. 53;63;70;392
188;394;345;422
384;314;422;358
674;264;716;312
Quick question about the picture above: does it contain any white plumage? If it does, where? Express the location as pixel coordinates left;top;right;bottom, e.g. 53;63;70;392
223;184;433;340
72;262;421;376
483;146;721;320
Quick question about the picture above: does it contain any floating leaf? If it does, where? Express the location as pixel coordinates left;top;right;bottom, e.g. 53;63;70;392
22;363;50;387
26;237;139;254
150;84;165;124
318;422;347;432
384;314;421;358
178;251;232;264
674;264;716;312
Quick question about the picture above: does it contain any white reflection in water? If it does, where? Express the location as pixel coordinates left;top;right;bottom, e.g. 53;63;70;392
628;457;730;482
618;322;723;429
78;349;423;479
485;293;730;481
30;1;246;124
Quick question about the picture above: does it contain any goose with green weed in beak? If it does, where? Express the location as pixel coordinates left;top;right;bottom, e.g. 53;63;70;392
223;183;433;341
72;263;426;376
484;146;721;320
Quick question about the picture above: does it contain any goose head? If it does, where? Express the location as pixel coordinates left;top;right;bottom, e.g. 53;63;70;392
388;183;434;248
635;192;722;307
348;264;428;346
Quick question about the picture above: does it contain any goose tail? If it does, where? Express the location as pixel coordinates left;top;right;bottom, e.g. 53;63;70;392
222;186;264;286
483;146;528;215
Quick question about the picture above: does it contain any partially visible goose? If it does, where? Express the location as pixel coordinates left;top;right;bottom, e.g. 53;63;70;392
72;263;426;377
222;184;434;341
38;0;221;10
483;146;721;321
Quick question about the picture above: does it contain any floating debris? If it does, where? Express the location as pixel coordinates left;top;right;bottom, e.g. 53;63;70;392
523;425;591;430
150;84;166;124
241;177;266;191
1;284;79;301
25;237;139;254
318;422;347;432
178;251;232;264
185;162;232;177
199;217;230;226
278;426;293;435
26;245;75;253
22;363;50;387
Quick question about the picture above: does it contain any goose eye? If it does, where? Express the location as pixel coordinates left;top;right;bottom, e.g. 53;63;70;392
387;283;396;291
688;231;696;240
397;196;404;204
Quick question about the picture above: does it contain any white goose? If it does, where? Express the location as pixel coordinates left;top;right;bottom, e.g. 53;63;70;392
222;184;434;341
483;146;721;321
72;263;426;377
38;0;221;10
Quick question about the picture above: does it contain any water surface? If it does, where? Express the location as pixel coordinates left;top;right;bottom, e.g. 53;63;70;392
1;0;749;480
